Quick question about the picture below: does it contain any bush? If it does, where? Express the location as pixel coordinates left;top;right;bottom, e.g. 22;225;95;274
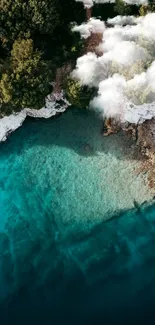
65;78;97;108
0;39;52;114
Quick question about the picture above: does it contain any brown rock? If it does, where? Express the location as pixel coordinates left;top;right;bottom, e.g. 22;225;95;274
102;118;120;136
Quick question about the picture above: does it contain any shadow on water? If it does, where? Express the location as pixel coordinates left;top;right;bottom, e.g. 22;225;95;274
0;108;140;161
0;107;154;324
0;202;155;324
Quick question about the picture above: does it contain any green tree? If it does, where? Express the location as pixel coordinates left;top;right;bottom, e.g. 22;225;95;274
0;0;60;49
0;39;52;114
0;0;84;66
66;78;96;108
138;2;155;16
114;0;132;15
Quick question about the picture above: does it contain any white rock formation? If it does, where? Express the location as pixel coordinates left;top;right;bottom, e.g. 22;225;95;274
0;92;70;142
124;102;155;124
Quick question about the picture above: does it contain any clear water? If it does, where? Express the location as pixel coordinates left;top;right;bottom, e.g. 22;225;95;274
0;108;155;324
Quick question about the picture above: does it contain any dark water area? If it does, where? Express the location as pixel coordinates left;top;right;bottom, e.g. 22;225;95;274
1;203;155;325
0;109;155;324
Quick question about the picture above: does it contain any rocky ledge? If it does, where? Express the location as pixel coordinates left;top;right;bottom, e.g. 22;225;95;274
0;92;70;142
136;120;155;188
103;117;155;189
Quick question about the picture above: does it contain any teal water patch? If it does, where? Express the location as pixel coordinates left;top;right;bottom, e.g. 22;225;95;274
0;108;155;324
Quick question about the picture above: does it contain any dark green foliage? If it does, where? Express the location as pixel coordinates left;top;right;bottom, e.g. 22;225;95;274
0;0;149;114
0;0;59;44
92;3;116;20
92;1;139;20
66;78;97;109
0;39;52;113
0;0;85;114
0;0;84;55
140;1;155;13
114;0;132;15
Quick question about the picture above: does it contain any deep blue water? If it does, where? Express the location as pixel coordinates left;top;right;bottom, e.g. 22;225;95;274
0;109;155;325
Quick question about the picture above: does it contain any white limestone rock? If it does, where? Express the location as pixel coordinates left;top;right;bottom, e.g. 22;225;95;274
0;92;70;142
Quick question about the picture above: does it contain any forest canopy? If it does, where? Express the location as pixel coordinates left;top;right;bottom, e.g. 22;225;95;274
0;0;84;114
0;0;155;114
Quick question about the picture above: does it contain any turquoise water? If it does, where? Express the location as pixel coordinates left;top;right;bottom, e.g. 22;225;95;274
0;108;155;324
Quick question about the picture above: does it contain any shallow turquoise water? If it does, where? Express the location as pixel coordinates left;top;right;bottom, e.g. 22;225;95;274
0;108;155;324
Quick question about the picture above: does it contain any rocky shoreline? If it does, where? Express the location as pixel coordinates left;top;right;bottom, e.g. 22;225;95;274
102;117;155;189
1;89;155;189
0;92;70;142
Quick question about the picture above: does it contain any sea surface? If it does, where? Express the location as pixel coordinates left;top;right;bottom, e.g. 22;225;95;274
0;108;155;324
